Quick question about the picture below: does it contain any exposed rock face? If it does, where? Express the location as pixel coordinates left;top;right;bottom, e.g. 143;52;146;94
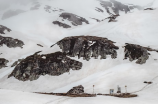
0;25;11;34
107;14;119;22
37;44;43;47
8;51;82;81
144;8;154;10
95;7;104;12
0;35;24;48
59;13;89;26
100;0;142;15
53;13;89;28
53;21;71;28
67;85;84;94
124;43;158;64
0;58;9;69
11;59;24;67
52;36;119;60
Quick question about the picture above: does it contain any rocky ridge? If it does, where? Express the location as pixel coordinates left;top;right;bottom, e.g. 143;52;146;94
52;36;119;61
0;58;9;69
124;43;158;64
67;85;84;94
8;51;82;81
53;12;89;28
0;25;11;34
0;35;24;48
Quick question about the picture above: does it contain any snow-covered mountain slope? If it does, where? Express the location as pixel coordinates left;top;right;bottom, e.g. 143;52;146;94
0;0;158;104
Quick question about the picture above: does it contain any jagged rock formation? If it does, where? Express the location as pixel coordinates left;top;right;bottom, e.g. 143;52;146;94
0;25;11;34
106;14;119;22
67;85;84;94
90;18;101;22
95;7;104;12
11;59;24;67
59;13;89;26
0;35;24;48
53;21;71;28
144;8;154;10
124;43;158;64
99;0;142;15
0;58;9;69
52;36;119;60
37;44;43;47
8;51;82;81
53;13;89;28
91;14;119;22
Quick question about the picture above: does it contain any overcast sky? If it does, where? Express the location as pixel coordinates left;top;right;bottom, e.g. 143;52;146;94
0;0;156;11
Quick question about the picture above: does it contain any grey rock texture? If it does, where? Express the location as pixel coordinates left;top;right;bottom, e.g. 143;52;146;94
44;5;64;13
124;43;158;64
0;25;11;34
67;85;84;94
11;59;24;67
52;36;119;60
8;51;82;81
53;21;71;28
59;13;89;26
95;7;104;12
0;35;24;48
53;13;89;28
144;8;154;10
0;58;9;69
100;0;142;15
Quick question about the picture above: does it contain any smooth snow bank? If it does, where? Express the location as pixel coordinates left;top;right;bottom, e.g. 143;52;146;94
0;89;158;104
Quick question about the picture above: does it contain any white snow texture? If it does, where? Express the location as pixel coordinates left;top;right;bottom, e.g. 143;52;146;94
0;0;158;104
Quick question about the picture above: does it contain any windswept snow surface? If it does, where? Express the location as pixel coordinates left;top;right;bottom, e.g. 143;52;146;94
0;0;158;104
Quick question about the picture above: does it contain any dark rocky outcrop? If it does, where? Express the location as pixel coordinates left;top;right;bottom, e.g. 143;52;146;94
95;7;104;12
37;44;43;47
144;81;153;84
11;59;24;67
59;13;89;26
67;85;84;94
124;43;158;64
0;25;11;34
0;35;24;48
90;18;101;22
107;14;119;22
144;8;154;10
53;13;89;28
91;14;119;22
8;51;82;81
0;58;9;69
53;21;71;28
51;36;119;60
100;0;142;15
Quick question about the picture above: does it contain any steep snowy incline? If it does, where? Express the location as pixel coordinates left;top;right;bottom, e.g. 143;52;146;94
0;0;158;104
0;7;158;93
